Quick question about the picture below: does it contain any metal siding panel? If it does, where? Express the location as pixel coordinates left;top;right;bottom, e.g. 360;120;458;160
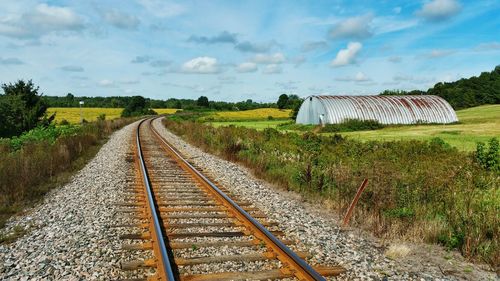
295;95;457;125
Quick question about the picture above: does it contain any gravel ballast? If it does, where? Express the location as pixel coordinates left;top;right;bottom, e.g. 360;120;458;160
152;118;497;281
0;122;141;280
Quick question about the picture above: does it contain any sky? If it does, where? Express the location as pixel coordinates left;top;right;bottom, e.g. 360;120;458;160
0;0;499;102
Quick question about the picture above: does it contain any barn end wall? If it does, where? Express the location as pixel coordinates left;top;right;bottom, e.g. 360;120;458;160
295;95;458;125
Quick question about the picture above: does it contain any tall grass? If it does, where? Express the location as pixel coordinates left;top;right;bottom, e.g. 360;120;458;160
163;119;499;269
0;118;135;227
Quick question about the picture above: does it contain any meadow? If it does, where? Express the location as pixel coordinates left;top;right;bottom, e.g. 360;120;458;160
200;108;291;122
48;108;179;124
209;105;499;151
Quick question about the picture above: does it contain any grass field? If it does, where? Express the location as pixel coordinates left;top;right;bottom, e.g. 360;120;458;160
342;105;499;151
210;105;499;151
48;108;179;124
211;120;289;129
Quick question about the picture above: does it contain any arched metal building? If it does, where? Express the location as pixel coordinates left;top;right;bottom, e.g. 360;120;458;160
296;95;458;125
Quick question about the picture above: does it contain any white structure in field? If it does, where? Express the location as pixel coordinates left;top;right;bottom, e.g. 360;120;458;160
296;95;458;125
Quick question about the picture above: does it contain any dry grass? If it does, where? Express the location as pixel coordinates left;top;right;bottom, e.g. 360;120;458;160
385;243;412;260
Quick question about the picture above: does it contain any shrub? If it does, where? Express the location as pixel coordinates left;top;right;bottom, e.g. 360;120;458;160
59;119;70;126
97;113;106;121
475;138;500;172
320;119;385;133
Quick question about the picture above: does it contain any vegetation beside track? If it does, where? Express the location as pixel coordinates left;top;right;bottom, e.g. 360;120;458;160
163;118;499;269
209;105;500;152
0;117;136;231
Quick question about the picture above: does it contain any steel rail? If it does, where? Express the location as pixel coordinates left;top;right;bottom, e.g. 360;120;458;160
148;118;326;281
136;119;175;281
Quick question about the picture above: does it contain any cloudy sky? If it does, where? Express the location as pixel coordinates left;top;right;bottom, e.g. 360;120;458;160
0;0;499;102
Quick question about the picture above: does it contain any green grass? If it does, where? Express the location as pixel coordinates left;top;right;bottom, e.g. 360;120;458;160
341;105;499;151
210;105;499;151
211;120;289;129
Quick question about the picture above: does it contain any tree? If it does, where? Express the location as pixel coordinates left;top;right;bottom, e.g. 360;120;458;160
0;80;54;138
197;96;209;107
288;95;303;120
121;96;157;117
277;94;289;109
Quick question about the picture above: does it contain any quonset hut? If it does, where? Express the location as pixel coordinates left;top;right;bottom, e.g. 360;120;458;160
296;95;458;125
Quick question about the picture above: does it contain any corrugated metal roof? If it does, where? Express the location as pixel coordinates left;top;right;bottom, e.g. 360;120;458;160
296;95;458;125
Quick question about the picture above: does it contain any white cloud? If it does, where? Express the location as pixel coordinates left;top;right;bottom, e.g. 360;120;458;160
388;56;402;63
234;40;277;53
138;0;185;18
393;74;413;81
301;41;328;52
331;42;362;67
131;55;151;63
252;53;286;64
98;79;115;87
0;57;24;65
419;49;454;59
181;57;219;74
262;64;282;74
335;71;371;82
120;79;140;84
416;0;461;21
236;62;258;73
329;14;373;40
474;42;500;52
103;10;140;30
393;7;402;14
28;4;84;30
0;4;84;39
60;65;84;72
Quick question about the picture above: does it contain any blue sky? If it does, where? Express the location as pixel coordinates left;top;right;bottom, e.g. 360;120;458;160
0;0;499;102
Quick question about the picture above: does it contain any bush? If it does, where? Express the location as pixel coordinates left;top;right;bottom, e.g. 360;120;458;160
97;113;106;121
320;119;385;133
59;119;70;126
475;138;500;172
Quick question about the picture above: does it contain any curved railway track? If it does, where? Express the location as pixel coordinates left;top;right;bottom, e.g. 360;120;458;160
119;118;345;280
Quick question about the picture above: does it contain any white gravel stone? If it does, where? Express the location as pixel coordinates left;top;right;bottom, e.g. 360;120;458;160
152;118;498;281
0;121;143;280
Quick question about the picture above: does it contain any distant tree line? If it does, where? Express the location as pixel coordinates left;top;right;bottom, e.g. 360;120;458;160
380;65;500;110
43;94;277;111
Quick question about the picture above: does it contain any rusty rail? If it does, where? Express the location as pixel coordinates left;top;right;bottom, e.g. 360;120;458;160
135;119;175;281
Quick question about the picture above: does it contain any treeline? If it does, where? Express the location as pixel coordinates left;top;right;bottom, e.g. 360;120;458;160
380;66;500;110
43;94;277;111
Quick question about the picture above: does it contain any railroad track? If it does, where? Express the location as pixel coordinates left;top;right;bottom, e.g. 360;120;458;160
118;118;345;280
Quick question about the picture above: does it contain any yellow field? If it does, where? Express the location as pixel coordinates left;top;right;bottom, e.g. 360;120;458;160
48;108;180;124
154;108;180;115
48;108;123;124
201;108;291;121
